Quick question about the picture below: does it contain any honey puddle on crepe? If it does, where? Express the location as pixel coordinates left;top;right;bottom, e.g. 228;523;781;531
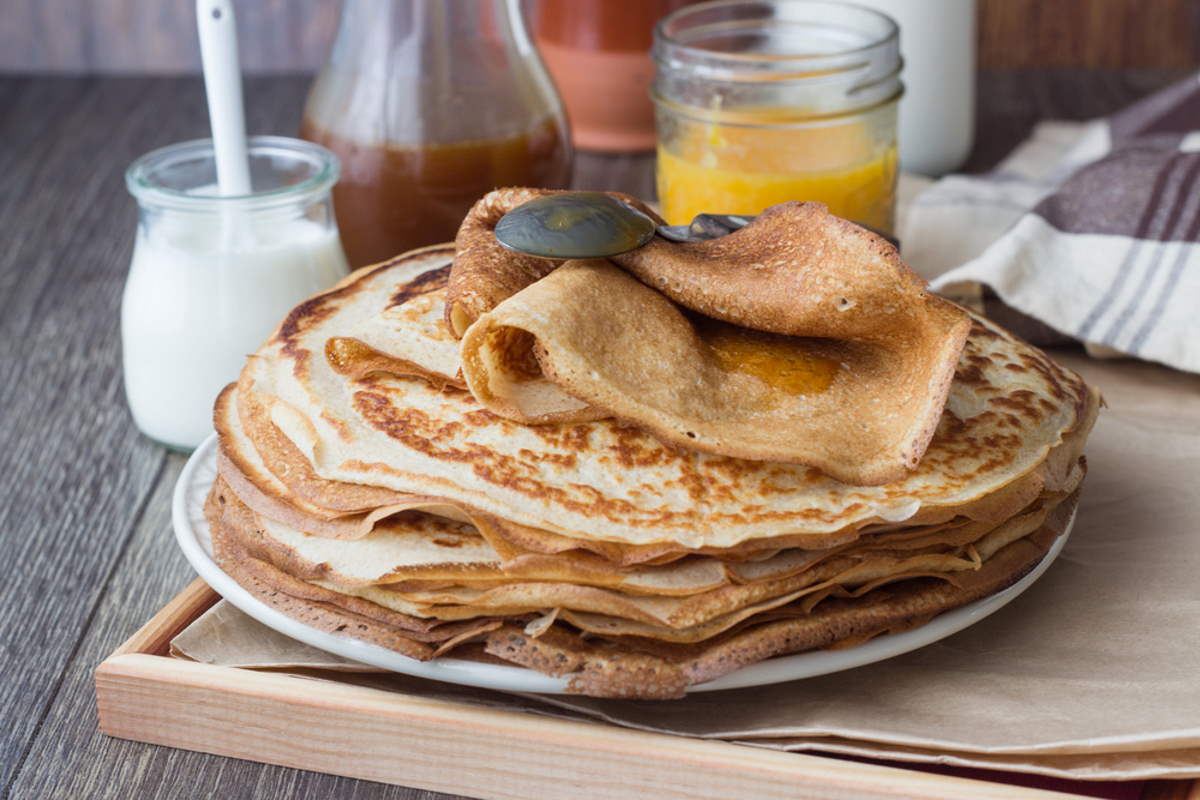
206;192;1098;698
698;317;841;396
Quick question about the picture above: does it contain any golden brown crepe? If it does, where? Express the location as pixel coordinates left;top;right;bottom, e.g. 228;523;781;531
487;498;1073;699
459;257;960;483
449;194;970;483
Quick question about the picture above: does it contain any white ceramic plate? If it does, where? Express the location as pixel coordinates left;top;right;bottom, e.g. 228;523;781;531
175;433;1072;695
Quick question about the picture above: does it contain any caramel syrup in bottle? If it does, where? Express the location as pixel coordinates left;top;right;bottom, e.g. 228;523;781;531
300;118;571;269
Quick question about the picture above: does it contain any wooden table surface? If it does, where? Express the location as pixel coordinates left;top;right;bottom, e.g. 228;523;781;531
0;71;1191;800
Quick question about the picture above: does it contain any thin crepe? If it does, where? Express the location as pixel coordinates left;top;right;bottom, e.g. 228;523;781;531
209;480;1076;696
489;516;1066;698
456;200;971;484
220;463;1068;636
241;250;1096;549
212;475;735;596
460;258;953;483
218;382;893;564
218;465;1074;605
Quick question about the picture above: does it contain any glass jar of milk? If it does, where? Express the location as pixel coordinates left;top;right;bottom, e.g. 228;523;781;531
122;136;349;451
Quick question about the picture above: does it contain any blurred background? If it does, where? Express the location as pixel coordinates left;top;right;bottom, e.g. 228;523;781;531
3;0;1198;73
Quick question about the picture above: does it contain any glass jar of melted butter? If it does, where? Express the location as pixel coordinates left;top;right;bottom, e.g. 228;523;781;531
653;1;902;234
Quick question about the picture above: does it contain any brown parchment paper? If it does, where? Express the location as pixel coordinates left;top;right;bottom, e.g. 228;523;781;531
171;352;1200;780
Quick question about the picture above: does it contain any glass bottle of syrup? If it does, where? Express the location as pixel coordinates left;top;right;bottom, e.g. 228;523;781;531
301;0;573;268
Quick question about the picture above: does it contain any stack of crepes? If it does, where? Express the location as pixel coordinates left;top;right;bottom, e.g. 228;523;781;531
205;189;1099;699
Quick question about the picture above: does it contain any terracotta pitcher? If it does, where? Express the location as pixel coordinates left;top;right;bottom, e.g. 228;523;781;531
530;0;699;153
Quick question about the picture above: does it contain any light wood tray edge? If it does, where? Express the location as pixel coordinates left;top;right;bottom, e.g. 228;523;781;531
95;579;1199;800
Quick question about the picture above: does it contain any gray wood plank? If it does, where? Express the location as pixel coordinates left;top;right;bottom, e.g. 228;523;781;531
4;1;1199;75
0;0;339;74
4;456;446;800
0;76;172;792
0;70;1189;800
0;73;458;800
963;70;1190;172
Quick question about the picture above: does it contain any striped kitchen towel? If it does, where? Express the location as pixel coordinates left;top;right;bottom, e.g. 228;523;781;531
901;73;1200;374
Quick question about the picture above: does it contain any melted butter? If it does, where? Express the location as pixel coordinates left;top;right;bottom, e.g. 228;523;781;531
325;337;375;375
699;319;839;395
657;107;896;233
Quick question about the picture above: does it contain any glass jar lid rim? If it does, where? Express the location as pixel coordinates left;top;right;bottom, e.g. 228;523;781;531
655;0;900;66
126;135;340;209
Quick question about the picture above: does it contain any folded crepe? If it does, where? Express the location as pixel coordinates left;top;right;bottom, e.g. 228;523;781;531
459;257;952;484
450;193;970;484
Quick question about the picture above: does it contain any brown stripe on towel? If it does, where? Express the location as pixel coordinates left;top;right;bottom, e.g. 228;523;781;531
1111;74;1200;143
1074;151;1188;340
1033;150;1200;240
1099;153;1200;345
1128;191;1200;353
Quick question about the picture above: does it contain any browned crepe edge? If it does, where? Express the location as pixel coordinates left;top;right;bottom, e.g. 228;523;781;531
485;495;1075;699
214;383;349;522
325;335;466;390
208;478;468;635
446;187;664;337
234;380;411;513
219;460;1077;638
204;471;1080;699
217;447;435;541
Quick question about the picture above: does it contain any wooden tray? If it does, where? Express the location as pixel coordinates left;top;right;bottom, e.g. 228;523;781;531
96;579;1200;800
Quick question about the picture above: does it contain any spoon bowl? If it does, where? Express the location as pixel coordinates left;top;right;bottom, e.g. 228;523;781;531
494;192;657;259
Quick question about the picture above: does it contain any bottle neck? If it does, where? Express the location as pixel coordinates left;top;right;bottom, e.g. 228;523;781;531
308;0;561;145
331;0;519;67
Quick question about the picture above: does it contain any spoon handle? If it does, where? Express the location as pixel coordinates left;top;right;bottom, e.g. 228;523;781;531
656;214;754;242
197;0;251;197
657;214;899;250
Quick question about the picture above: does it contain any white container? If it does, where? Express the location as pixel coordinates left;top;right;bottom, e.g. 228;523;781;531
122;137;349;450
838;0;976;176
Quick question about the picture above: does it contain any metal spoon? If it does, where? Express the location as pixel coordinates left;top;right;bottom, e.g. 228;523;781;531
493;192;657;259
493;192;897;258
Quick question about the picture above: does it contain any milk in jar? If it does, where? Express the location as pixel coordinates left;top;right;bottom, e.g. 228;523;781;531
122;137;349;450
